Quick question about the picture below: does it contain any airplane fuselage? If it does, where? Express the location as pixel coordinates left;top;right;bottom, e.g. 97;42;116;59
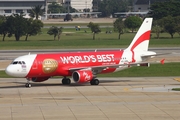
6;50;146;78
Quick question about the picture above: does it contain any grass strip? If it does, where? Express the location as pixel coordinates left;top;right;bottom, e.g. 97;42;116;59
172;88;180;91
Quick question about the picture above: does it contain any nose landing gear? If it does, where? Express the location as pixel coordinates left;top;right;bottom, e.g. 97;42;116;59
25;78;31;88
25;83;31;88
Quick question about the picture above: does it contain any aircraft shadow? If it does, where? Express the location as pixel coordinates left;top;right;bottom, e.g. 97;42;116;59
0;80;133;89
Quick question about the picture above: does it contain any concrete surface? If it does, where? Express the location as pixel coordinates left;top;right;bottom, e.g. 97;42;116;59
0;77;180;120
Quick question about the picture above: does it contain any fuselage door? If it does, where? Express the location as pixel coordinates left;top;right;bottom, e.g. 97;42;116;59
32;60;38;69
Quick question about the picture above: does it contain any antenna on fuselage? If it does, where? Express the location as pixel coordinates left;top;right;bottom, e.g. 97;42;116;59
28;52;31;55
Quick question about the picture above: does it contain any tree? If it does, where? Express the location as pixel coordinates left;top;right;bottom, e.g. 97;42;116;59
48;2;78;14
113;18;124;39
87;22;101;40
98;0;129;17
25;19;43;41
29;5;43;20
149;1;180;20
152;20;164;39
0;16;9;41
83;8;90;12
48;2;62;13
124;16;142;33
174;16;180;36
160;16;176;38
6;14;27;41
47;26;63;41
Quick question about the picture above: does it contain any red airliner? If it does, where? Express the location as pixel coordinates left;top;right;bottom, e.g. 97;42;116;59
5;18;156;87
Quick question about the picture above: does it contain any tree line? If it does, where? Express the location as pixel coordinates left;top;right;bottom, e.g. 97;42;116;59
1;0;180;41
148;0;180;38
112;0;180;39
0;5;44;41
0;14;43;41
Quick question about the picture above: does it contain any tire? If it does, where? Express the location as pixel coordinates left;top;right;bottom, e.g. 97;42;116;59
90;79;99;85
62;78;71;85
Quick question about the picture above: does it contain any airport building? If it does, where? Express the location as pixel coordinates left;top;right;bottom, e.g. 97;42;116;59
0;0;93;16
0;0;46;15
133;0;167;12
63;0;93;12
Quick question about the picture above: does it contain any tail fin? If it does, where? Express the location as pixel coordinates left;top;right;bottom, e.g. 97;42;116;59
125;18;153;51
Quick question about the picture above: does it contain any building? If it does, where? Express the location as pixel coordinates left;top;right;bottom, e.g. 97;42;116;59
0;0;45;15
63;0;93;12
47;0;63;4
133;0;167;12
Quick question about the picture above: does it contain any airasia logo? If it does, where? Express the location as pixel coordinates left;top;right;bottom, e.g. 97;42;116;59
83;71;91;81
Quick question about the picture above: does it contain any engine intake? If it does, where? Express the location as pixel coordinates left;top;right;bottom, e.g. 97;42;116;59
72;70;93;83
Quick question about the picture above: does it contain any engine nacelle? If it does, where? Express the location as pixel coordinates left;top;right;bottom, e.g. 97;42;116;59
31;77;50;82
72;70;93;83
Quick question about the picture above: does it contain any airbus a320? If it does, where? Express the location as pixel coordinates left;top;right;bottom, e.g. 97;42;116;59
6;18;156;87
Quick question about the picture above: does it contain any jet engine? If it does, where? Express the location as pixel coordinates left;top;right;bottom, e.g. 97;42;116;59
31;77;50;82
72;70;93;83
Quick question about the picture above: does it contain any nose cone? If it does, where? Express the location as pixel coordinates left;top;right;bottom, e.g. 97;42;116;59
5;65;27;77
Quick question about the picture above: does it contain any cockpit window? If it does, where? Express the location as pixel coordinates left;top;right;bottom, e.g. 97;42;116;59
12;61;18;64
12;61;26;65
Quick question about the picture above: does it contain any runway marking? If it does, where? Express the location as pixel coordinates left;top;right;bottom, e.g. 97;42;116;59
174;78;180;82
123;88;129;91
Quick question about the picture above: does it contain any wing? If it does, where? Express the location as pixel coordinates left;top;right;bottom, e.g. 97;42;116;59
69;62;150;74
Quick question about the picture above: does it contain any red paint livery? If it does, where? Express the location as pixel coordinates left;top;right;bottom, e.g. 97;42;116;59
5;18;156;87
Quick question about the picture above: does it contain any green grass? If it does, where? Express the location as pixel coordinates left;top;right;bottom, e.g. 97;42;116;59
0;28;180;50
1;62;180;78
172;88;180;91
98;62;180;77
44;23;113;27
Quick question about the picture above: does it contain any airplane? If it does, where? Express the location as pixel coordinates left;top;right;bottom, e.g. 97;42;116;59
5;18;156;88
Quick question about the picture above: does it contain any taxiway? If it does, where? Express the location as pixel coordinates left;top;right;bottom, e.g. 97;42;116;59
0;77;180;120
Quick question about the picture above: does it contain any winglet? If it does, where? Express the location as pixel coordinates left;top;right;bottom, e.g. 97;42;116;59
160;59;165;65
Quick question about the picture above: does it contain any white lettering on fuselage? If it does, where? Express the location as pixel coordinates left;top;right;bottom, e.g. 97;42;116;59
60;54;114;64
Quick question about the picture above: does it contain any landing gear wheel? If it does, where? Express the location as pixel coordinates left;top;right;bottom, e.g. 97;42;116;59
66;78;71;84
62;78;71;85
90;79;99;85
25;83;31;88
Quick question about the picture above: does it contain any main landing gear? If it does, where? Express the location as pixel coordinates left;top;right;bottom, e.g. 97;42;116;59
62;77;71;85
62;77;99;85
90;79;99;85
24;77;99;87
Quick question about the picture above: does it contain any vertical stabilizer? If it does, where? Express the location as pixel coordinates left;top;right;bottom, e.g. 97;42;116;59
125;18;153;51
